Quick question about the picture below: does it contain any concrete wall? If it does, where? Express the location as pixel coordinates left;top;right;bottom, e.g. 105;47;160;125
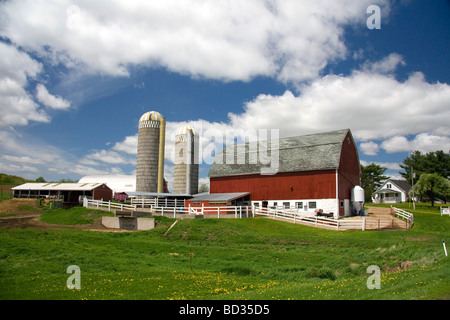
102;216;155;231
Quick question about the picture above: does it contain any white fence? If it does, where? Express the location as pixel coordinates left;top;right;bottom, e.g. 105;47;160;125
390;206;414;228
83;198;413;231
131;198;185;208
83;198;136;212
253;207;365;230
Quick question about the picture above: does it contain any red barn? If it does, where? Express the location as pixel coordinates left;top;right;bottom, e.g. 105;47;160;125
208;129;360;218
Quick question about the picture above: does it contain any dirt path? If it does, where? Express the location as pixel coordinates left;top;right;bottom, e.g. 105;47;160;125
0;198;130;232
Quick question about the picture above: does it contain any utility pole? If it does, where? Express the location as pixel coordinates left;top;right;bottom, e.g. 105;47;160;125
411;167;416;210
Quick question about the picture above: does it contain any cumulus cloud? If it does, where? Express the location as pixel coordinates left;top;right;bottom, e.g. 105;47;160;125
362;53;406;74
0;42;49;128
360;141;380;156
35;84;71;110
0;0;389;83
228;68;450;146
381;133;450;154
0;42;72;129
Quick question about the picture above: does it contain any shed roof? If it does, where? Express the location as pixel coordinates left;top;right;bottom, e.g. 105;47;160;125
125;191;192;198
191;192;250;202
208;129;352;178
12;183;107;191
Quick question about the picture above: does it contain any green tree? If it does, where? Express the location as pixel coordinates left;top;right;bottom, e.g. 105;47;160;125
400;150;450;185
410;173;450;206
199;183;209;193
361;163;388;202
35;176;46;182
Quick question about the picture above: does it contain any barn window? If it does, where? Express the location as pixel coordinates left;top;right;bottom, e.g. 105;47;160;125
283;202;290;209
309;201;317;209
296;202;303;209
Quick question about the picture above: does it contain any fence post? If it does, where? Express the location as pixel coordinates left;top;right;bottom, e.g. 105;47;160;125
362;217;366;231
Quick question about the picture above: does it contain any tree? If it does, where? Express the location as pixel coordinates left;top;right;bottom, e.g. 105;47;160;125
400;150;450;185
35;176;46;182
361;163;388;202
199;183;209;193
410;173;450;206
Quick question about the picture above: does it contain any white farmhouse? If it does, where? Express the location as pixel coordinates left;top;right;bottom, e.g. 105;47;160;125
372;179;412;204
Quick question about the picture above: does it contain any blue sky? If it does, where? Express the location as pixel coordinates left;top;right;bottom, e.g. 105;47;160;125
0;0;449;190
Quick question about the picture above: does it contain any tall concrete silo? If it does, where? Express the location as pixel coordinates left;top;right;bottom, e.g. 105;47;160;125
174;125;199;195
136;111;165;193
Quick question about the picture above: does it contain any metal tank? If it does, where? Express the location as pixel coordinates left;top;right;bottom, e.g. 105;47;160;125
351;185;365;216
136;111;165;193
174;125;199;195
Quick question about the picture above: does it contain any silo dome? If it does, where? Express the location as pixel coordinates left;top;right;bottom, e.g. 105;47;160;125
176;125;197;136
139;111;165;122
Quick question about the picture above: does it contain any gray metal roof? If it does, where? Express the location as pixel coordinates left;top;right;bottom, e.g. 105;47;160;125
125;191;193;198
12;183;107;191
208;129;351;178
191;192;250;202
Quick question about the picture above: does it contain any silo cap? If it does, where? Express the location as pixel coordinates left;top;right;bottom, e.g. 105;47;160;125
139;111;164;122
176;125;197;136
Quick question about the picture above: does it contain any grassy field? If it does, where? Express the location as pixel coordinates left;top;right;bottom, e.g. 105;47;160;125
0;201;448;300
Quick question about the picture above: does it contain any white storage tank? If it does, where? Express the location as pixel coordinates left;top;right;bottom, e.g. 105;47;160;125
351;185;365;216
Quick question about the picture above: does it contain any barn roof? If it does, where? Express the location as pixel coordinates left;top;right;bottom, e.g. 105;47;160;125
12;182;108;191
208;129;352;178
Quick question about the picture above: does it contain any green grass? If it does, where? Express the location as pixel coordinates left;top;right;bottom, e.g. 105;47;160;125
39;206;112;225
0;203;449;300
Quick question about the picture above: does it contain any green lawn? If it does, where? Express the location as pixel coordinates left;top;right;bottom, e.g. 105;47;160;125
0;203;448;300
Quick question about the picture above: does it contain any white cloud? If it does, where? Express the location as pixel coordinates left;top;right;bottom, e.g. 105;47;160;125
228;69;450;142
80;150;136;166
360;141;380;156
112;135;138;155
362;53;405;74
0;0;390;83
360;160;401;171
381;133;450;154
35;84;71;110
0;42;49;128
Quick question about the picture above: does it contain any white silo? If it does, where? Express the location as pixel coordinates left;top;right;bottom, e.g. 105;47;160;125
174;125;199;195
136;111;165;193
351;185;365;216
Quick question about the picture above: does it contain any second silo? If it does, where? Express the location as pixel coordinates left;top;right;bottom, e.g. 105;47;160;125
136;111;165;193
174;125;199;195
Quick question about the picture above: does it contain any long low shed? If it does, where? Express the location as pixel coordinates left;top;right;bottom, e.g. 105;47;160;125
12;183;112;202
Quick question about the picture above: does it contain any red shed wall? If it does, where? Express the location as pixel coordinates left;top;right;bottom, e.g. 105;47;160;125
210;170;336;201
93;185;113;201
